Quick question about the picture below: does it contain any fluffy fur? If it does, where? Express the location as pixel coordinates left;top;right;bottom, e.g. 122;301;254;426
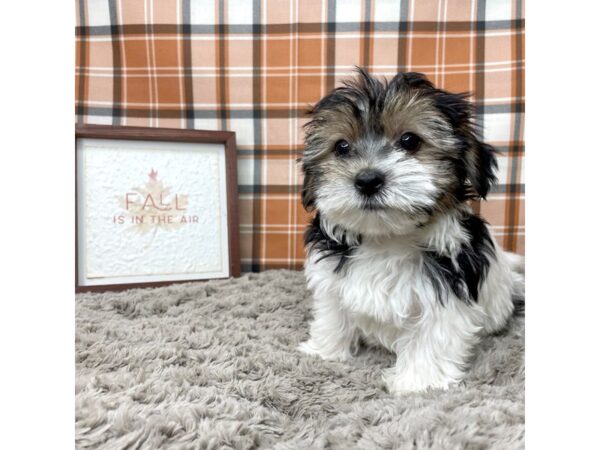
299;69;525;394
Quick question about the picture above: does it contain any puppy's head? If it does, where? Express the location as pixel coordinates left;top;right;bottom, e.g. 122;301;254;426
301;69;497;236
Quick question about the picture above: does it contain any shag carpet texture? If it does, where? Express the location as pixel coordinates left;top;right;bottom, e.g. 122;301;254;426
76;270;524;449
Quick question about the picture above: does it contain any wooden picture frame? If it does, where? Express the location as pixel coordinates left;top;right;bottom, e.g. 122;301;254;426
75;124;240;293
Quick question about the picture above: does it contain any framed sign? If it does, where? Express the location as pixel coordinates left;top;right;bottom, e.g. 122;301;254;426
75;124;240;292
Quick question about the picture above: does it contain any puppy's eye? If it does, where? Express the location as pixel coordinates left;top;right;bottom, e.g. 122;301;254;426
397;132;421;152
334;139;350;155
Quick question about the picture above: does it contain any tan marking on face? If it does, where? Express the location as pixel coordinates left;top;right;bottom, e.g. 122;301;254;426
304;106;364;161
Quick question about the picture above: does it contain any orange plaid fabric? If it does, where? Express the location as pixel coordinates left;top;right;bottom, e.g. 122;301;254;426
76;0;524;272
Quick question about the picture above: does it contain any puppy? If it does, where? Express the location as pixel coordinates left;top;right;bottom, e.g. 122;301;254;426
298;69;524;394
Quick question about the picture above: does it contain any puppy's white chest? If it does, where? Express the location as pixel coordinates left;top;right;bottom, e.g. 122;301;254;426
343;244;420;321
308;241;421;325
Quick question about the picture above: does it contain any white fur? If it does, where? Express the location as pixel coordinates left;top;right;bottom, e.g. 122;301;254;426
299;209;523;394
315;152;441;236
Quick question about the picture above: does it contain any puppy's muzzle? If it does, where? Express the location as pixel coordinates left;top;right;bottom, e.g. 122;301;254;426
355;169;385;197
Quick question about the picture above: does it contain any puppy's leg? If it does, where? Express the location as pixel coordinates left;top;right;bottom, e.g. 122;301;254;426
505;251;525;314
384;303;481;394
504;251;524;275
298;291;359;361
478;250;522;334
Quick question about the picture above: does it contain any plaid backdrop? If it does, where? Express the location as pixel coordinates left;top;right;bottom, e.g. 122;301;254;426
76;0;525;272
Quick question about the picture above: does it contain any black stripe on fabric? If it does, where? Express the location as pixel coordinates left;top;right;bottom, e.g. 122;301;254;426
108;0;122;124
240;262;255;273
236;184;524;195
80;102;523;119
182;0;195;127
506;0;525;251
241;262;303;271
439;3;446;86
472;0;487;217
477;103;524;114
396;0;409;70
217;0;228;130
236;144;521;156
362;0;372;69
238;149;303;156
475;0;486;132
251;0;263;273
289;14;300;270
75;19;525;36
144;10;155;124
76;0;87;121
326;0;336;92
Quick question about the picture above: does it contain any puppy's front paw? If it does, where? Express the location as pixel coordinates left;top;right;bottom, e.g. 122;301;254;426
382;368;454;395
298;339;352;362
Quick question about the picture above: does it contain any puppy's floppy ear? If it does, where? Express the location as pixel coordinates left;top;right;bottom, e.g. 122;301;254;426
433;91;498;199
301;165;317;211
300;109;321;212
462;137;498;199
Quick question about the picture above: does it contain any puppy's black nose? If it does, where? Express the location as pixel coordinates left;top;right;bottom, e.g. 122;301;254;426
354;170;385;196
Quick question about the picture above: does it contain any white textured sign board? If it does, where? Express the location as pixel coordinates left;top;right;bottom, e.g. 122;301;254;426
76;138;230;286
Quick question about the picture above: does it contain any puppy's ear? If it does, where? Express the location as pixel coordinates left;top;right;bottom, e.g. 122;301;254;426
301;171;315;211
300;116;319;212
434;91;498;199
462;138;498;199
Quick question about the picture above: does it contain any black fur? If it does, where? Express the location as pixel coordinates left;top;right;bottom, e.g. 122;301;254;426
423;214;496;304
301;166;319;210
512;295;525;316
304;214;361;273
432;91;473;128
471;141;498;199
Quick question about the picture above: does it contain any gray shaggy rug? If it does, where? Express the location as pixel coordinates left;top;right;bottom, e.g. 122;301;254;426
76;270;524;449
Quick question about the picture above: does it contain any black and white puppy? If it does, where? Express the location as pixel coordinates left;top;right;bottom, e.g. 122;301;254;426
298;69;524;394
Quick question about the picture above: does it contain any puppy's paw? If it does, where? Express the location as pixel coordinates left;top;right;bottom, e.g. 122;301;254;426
382;368;454;395
297;339;352;362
